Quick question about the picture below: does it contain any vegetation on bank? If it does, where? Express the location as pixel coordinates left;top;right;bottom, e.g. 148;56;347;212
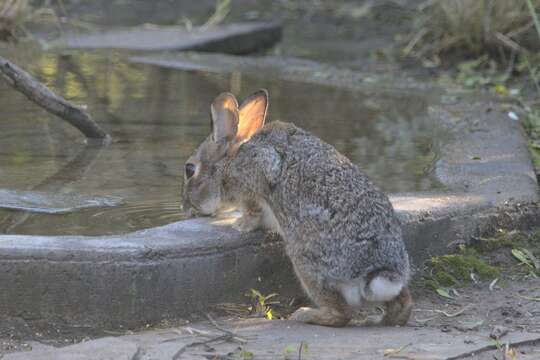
421;229;540;298
405;1;540;172
406;0;540;61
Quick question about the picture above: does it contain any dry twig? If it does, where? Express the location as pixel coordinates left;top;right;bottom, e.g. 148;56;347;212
206;313;248;343
171;334;232;360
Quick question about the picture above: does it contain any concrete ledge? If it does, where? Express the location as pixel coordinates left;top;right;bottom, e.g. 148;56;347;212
0;218;291;327
53;22;282;53
1;198;539;328
0;60;538;328
130;52;441;94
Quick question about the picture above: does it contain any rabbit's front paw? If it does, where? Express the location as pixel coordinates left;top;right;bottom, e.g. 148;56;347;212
233;213;262;232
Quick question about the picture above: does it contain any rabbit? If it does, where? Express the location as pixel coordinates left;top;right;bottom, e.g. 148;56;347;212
182;89;412;327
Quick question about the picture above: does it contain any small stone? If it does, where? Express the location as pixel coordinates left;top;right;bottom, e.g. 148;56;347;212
454;320;483;332
440;325;451;333
508;111;519;121
490;325;509;340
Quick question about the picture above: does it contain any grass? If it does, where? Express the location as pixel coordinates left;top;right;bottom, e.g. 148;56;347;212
0;0;98;44
523;108;540;169
0;0;233;42
202;0;231;28
526;0;540;39
475;229;540;277
407;0;540;61
414;0;540;175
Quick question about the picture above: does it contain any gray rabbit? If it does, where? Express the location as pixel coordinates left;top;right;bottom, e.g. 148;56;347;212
183;90;412;327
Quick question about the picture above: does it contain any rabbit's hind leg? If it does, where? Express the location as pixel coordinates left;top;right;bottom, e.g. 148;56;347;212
289;271;352;327
289;294;352;327
381;286;413;326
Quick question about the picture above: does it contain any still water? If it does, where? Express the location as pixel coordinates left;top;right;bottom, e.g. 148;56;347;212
0;51;444;235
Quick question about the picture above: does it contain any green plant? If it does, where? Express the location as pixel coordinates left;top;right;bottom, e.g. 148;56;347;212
526;0;540;39
239;350;254;359
248;289;279;320
422;251;500;294
522;107;540;168
202;0;231;28
512;247;540;276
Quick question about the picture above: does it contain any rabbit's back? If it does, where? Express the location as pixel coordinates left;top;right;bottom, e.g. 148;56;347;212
238;121;409;282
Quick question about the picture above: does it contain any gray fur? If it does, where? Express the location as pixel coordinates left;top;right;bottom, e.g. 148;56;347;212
183;91;412;327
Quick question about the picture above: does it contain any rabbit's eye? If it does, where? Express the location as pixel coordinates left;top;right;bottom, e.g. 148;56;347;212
185;163;196;179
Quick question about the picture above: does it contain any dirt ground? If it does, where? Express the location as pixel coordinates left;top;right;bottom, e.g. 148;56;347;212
410;278;540;356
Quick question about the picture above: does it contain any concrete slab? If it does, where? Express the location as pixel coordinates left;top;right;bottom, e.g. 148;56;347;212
4;337;139;360
53;22;282;53
7;319;540;360
130;52;436;93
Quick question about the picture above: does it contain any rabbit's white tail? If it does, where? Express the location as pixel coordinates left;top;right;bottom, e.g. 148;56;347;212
367;277;404;302
338;275;404;306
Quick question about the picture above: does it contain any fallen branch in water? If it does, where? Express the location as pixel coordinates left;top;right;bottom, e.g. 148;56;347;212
0;55;110;142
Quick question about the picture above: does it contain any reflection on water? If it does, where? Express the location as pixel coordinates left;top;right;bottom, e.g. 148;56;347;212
0;50;446;235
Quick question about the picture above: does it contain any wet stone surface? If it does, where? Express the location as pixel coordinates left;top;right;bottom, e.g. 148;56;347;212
0;189;121;214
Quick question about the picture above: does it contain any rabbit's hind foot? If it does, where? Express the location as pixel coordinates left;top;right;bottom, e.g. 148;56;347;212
381;287;413;326
289;306;352;327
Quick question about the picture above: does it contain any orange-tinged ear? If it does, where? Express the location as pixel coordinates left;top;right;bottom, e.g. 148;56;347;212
211;92;239;143
236;89;268;143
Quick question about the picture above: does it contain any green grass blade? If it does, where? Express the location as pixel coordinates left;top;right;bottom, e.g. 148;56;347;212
525;0;540;41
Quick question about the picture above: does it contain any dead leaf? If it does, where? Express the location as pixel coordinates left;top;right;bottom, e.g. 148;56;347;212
383;343;412;357
436;288;454;299
434;305;470;318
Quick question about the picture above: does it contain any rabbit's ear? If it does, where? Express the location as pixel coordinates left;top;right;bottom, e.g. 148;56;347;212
211;92;239;143
237;89;268;143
